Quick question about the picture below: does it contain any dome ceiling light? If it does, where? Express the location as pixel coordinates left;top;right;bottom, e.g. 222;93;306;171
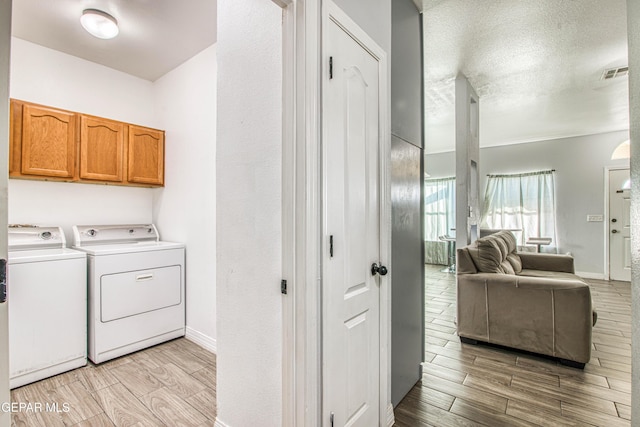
80;9;119;40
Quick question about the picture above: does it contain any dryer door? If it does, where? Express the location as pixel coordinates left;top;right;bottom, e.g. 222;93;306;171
101;265;182;322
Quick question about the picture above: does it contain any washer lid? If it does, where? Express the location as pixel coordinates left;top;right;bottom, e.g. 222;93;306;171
73;224;159;247
73;240;184;256
8;247;87;263
8;226;66;251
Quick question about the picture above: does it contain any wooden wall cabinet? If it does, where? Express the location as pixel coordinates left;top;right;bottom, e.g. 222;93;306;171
80;115;125;182
9;99;165;187
10;100;77;179
128;125;165;186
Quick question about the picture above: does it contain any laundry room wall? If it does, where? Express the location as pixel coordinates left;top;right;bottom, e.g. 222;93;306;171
216;0;282;424
153;44;217;351
8;38;155;241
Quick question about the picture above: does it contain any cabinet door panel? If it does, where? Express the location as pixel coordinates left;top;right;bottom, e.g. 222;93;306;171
128;125;164;186
80;116;124;182
21;104;76;178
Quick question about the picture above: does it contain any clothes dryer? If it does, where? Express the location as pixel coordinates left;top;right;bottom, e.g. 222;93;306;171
72;224;185;364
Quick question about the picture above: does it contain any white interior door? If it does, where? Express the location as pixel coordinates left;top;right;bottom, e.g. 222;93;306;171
609;168;631;281
323;7;383;427
0;1;12;425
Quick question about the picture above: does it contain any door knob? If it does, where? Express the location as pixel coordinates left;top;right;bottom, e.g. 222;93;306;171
371;263;388;276
612;229;619;233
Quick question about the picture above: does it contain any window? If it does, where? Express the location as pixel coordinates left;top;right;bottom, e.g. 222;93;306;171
424;177;455;264
481;170;558;252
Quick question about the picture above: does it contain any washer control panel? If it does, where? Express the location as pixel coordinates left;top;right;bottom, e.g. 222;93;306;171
7;226;67;250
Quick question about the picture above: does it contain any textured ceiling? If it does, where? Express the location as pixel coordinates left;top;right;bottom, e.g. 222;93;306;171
419;0;629;153
11;0;216;81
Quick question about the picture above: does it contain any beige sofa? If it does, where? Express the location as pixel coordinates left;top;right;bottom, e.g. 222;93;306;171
456;230;597;368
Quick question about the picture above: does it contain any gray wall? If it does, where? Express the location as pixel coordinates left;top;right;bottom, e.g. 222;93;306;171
390;0;424;408
426;130;630;276
391;0;423;147
625;0;639;421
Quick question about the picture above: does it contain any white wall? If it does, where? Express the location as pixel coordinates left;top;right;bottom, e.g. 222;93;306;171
425;130;630;277
10;38;157;126
9;38;156;241
216;0;282;425
153;44;217;350
0;2;12;425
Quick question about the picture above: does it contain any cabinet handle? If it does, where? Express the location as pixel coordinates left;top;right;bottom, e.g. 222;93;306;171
136;273;154;281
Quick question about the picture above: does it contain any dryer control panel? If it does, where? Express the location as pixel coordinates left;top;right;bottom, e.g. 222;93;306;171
73;224;159;247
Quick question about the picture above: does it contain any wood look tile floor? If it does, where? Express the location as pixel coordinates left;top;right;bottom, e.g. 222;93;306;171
9;267;632;427
10;338;216;427
394;265;632;427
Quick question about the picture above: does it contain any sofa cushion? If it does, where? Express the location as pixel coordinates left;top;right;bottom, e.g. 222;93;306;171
518;269;583;282
469;238;504;273
499;260;515;274
501;230;518;253
506;253;523;274
468;230;520;274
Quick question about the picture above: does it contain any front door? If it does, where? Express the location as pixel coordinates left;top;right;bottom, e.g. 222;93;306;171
609;168;631;281
322;5;383;426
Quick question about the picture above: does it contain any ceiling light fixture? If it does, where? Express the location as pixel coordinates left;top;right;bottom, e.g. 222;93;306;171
80;9;119;40
611;139;630;160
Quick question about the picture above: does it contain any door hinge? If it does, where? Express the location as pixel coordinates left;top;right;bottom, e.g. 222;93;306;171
0;259;6;303
329;56;333;79
281;279;287;295
329;235;334;258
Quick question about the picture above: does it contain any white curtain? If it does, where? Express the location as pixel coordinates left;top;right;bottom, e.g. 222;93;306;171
481;170;558;252
424;177;455;264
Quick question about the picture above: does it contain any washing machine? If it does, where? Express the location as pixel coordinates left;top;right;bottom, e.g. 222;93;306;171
7;225;87;389
72;224;185;364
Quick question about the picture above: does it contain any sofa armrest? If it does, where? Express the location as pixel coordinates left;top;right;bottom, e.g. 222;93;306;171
457;273;593;363
518;252;575;273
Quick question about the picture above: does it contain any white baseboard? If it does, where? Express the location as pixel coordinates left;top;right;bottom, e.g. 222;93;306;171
214;418;230;427
185;326;217;354
386;403;395;427
576;271;607;280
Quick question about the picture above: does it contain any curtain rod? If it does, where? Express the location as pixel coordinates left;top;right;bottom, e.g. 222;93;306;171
487;169;555;177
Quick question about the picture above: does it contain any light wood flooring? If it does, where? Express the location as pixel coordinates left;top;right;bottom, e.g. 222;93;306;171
9;267;632;427
394;265;632;427
10;338;216;427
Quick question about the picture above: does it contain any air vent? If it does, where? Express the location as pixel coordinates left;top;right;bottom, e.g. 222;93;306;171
601;66;629;80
